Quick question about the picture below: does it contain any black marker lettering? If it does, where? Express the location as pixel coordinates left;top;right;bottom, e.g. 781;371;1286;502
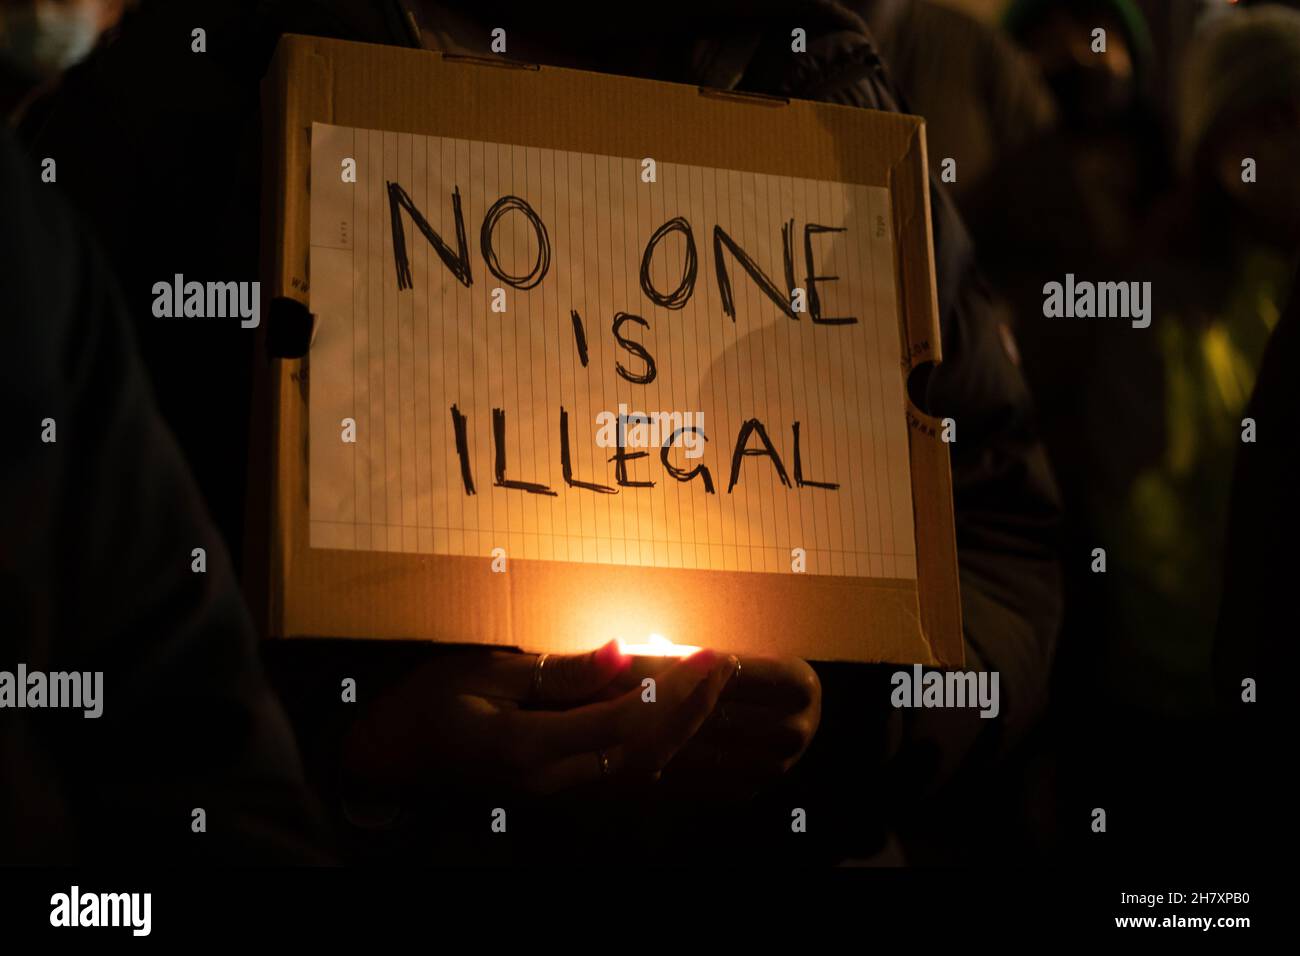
570;309;590;367
713;224;798;322
492;407;557;496
387;181;473;291
639;216;698;310
612;312;657;385
804;223;856;325
782;218;797;295
480;195;551;290
661;427;715;493
610;433;655;488
727;418;791;492
792;421;838;489
450;404;476;495
561;407;616;493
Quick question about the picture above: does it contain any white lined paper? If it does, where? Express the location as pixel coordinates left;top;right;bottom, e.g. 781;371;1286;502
307;121;916;579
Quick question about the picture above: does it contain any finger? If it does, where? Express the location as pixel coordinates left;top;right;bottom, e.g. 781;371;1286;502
669;737;781;771
718;656;820;712
520;744;661;795
498;693;628;768
619;652;738;774
426;650;536;700
585;650;716;701
671;717;815;779
515;650;720;758
449;641;630;704
506;651;732;779
533;639;631;705
693;701;817;757
521;748;609;795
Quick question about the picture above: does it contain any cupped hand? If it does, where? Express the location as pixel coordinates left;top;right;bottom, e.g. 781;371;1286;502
342;640;738;795
663;655;822;795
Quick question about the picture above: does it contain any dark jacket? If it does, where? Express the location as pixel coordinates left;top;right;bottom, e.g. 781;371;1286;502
1216;275;1296;700
1212;269;1295;864
0;126;330;862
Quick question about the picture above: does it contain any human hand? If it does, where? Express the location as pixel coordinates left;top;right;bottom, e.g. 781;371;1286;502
663;655;821;796
341;640;738;796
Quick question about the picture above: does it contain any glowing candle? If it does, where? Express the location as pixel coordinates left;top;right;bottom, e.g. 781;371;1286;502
615;633;703;681
616;633;701;657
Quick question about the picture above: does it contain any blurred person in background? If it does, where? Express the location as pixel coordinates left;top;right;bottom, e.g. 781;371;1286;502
1095;3;1300;718
967;0;1165;290
1211;6;1300;851
984;2;1300;864
848;0;1057;213
0;0;127;116
1;0;333;863
1213;244;1296;870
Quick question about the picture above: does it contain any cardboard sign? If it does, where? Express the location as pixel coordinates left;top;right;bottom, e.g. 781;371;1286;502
253;34;962;664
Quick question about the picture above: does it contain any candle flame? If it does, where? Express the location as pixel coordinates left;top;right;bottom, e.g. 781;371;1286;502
616;633;701;657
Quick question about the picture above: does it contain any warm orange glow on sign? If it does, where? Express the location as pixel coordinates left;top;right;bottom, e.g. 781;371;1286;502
616;634;701;657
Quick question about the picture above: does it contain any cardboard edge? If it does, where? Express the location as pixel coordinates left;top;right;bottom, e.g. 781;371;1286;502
255;37;332;639
891;119;943;372
256;35;963;665
889;120;964;668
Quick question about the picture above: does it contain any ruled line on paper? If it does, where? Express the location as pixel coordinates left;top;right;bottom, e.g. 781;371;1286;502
307;121;917;580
